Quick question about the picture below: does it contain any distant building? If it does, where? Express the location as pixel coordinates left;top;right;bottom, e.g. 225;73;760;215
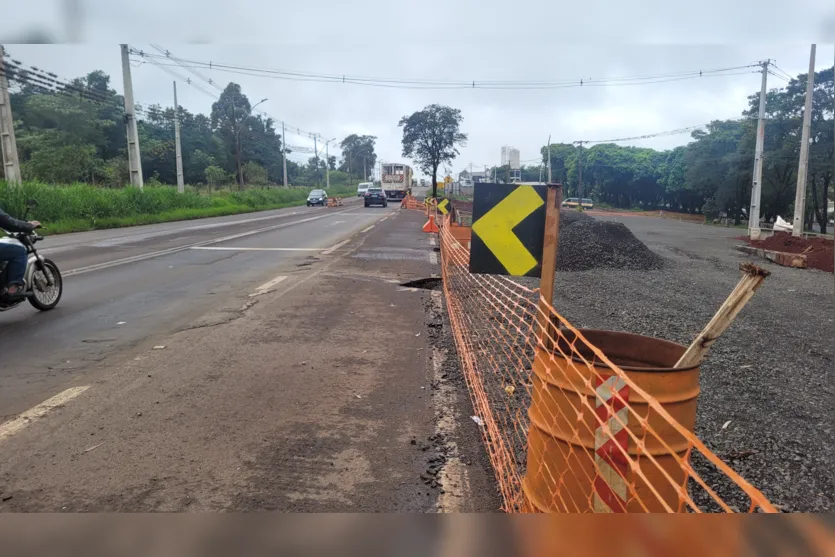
501;146;521;170
459;170;488;184
471;171;488;183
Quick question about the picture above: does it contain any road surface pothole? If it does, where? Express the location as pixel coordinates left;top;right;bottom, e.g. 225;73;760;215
400;277;442;290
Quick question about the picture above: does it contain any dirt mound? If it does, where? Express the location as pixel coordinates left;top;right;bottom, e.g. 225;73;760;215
558;219;664;271
745;232;833;273
559;209;593;229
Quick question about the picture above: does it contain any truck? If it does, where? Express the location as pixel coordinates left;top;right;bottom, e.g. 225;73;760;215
381;163;412;201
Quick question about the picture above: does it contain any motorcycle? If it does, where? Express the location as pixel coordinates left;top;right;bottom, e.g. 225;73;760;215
0;199;63;312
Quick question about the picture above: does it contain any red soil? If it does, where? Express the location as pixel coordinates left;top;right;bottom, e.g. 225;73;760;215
741;232;834;273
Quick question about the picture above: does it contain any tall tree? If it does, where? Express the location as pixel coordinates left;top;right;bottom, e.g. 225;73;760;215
211;83;251;187
399;104;467;198
339;134;377;179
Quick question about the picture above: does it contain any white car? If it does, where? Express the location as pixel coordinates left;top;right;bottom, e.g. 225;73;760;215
357;182;374;197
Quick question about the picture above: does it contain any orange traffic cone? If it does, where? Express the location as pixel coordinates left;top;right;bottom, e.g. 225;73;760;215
422;214;440;233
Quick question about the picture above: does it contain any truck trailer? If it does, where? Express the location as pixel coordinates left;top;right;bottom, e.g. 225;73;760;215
381;163;412;200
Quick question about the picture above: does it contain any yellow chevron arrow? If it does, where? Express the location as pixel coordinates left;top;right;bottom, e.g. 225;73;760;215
437;198;450;215
472;186;544;275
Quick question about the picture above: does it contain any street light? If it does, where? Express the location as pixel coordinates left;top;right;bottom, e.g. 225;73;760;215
235;98;268;187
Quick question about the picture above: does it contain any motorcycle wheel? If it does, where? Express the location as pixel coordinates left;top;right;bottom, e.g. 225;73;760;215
28;258;63;311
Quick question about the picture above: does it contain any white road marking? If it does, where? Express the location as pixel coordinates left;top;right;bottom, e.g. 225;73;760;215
361;225;375;233
190;247;323;252
329;220;347;226
39;211;303;254
249;274;288;297
0;386;89;442
430;252;439;265
321;239;350;255
64;207;358;277
429;236;437;246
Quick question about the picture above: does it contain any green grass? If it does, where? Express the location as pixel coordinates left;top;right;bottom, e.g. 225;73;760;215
0;180;357;234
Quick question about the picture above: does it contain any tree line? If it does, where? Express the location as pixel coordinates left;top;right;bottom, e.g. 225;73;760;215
4;69;379;190
487;67;832;232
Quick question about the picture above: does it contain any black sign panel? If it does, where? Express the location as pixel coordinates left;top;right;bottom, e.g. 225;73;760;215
469;183;547;277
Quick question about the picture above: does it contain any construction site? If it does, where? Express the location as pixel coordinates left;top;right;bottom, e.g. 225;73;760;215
404;189;831;522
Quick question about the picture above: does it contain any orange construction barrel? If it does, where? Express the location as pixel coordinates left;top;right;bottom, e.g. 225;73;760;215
521;329;701;513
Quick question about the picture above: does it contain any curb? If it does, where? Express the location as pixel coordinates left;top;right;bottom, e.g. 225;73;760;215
735;245;807;268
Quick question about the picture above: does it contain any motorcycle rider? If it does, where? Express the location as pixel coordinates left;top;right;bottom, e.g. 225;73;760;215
0;205;40;302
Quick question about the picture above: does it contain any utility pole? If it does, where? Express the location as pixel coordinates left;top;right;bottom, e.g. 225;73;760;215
173;81;184;193
313;135;319;186
0;45;22;185
748;60;769;238
547;135;552;183
363;157;367;182
793;44;816;236
282;122;288;188
120;45;143;189
325;140;330;190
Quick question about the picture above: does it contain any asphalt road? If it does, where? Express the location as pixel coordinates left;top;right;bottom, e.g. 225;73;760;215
0;202;499;512
0;198;392;419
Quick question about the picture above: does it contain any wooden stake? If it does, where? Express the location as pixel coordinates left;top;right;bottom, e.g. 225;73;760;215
675;263;770;368
537;183;562;349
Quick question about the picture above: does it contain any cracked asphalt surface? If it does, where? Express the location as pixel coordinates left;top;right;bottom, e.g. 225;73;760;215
0;200;499;512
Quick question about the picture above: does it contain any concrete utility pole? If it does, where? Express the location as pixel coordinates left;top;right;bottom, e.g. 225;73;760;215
120;44;144;189
325;140;330;190
748;60;769;238
547;135;552;183
173;81;184;193
0;45;22;185
313;135;319;186
793;44;816;236
282;122;288;188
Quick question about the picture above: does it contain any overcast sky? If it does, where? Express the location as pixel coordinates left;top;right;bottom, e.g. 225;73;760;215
2;1;834;179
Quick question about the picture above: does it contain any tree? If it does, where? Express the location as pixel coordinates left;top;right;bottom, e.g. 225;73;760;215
399;104;467;198
211;83;251;187
339;134;377;180
541;143;578;192
204;165;227;190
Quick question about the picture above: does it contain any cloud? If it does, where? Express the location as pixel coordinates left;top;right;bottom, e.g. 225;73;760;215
2;0;833;177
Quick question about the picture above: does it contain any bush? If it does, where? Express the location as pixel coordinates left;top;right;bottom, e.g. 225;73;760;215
0;180;332;234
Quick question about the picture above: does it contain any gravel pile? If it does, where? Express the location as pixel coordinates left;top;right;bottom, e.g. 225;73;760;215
558;219;664;271
559;209;593;229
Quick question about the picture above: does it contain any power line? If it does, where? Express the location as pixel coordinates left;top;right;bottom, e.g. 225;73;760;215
127;52;762;90
768;70;790;83
575;125;707;145
130;45;330;142
769;63;795;82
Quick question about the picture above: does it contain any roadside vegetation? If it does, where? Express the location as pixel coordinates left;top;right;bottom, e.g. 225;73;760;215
476;67;833;232
0;56;377;234
0;181;355;234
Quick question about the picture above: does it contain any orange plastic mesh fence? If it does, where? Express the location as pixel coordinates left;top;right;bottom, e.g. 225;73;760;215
438;223;776;513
